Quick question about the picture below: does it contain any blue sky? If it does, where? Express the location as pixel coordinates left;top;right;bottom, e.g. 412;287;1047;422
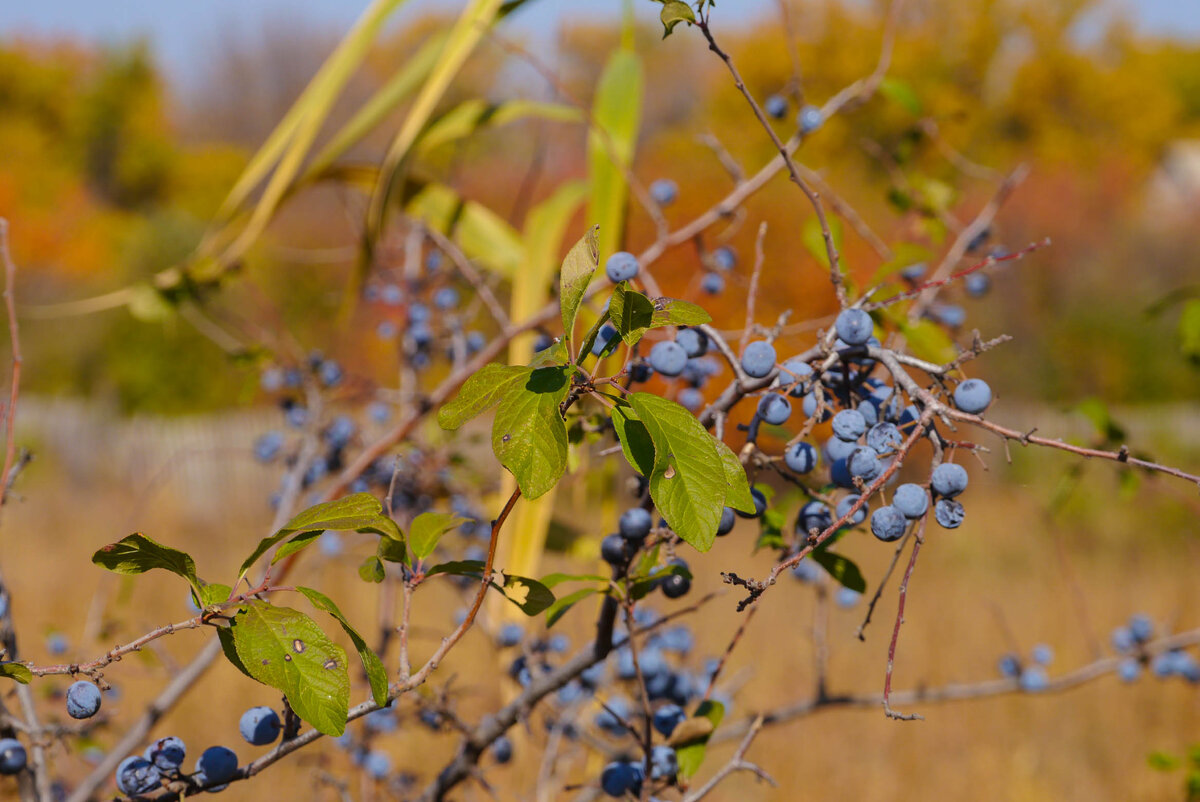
2;0;1198;88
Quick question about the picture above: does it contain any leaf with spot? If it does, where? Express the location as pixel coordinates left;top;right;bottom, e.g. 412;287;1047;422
560;226;600;344
240;493;404;582
92;534;201;597
438;363;532;430
493;574;556;616
626;393;726;552
671;700;724;778
227;601;351;736
296;587;388;707
492;366;571;498
408;512;468;561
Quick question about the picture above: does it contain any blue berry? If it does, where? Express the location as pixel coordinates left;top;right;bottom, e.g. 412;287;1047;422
1129;615;1154;643
650;745;678;780
1117;658;1142;683
600;761;643;798
46;633;68;655
601;534;631;565
426;250;443;272
605;251;640;283
756;393;792;425
1111;627;1135;653
848;446;882;480
784;441;818;474
870;506;906;541
116;756;160;795
675;328;708;358
259;368;284;393
792;560;821;583
649;341;688;377
802;389;833;422
892;484;929;519
144;737;186;772
1019;666;1049;692
836;494;868;526
900;262;928;282
933;498;965;528
381;284;404;305
496;624;524;648
896;404;921;434
66;681;102;720
954;379;993;414
364;708;398;733
930;463;969;498
239;707;281;746
653;704;685;737
678;388;704;411
798;104;823;134
834;308;873;346
716;507;736;536
323;415;356;449
253;431;284;463
649;179;678;206
491;736;513;765
965;273;991;297
857;400;878;426
363;750;391;779
930;304;966;328
740;341;777;378
619;508;653;541
765;94;788;119
591;324;619;357
866;422;902;454
0;739;25;775
832;409;867;441
777;358;812;396
835;587;861;608
317;360;343;388
409;303;431;324
712;247;737;271
433;286;460;310
701;271;725;294
1031;644;1054;666
736;488;767;519
998;654;1021;678
465;330;487;354
660;567;692;599
796;501;832;535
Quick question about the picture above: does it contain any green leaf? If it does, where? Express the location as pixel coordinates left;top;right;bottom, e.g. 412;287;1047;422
627;393;726;552
240;493;404;582
673;700;725;778
575;309;613;367
217;627;253;679
560;226;600;344
438;363;532;430
228;601;351;736
0;663;31;684
273;530;323;563
1149;751;1183;771
1180;298;1200;361
492;366;571;498
802;215;843;269
610;403;657;477
194;582;233;609
895;317;955;364
651;298;711;328
358;556;385;583
757;507;786;551
713;439;755;513
377;537;408;564
92;534;201;596
659;0;696;37
416;99;581;158
494;574;556;616
296;587;389;707
879;77;922;115
408;512;468;561
810;549;866;592
425;559;485;577
539;572;608;588
545;587;599;628
609;282;657;346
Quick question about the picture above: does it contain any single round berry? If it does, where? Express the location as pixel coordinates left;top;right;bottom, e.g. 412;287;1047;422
848;446;882;481
866;422;903;454
0;739;25;775
195;746;238;787
144;736;186;772
824;435;858;464
892;484;929;519
1111;627;1135;653
652;704;685;737
832;409;867;442
605;251;640;283
363;750;391;779
649;745;679;780
965;273;991;297
678;387;704;411
735;488;767;519
591;324;619;357
716;507;736;537
601;534;631;565
934;498;965;528
619;508;653;541
835;587;862;608
1031;644;1054;666
930;303;966;328
954;378;993;414
1117;657;1142;683
660;561;692;599
740;341;777;378
795;501;832;535
857;400;878;427
778;358;813;396
836;494;868;526
792;560;822;583
238;707;281;747
765;94;788;119
116;756;161;795
756;393;792;425
1019;666;1049;692
491;736;513;765
649;178;678;206
802;390;833;422
675;328;708;358
1129;614;1154;643
870;506;907;542
253;432;284;463
66;681;102;720
433;286;460;310
998;654;1021;678
712;246;737;271
496;623;523;648
784;441;818;474
835;308;873;346
600;761;643;798
649;341;688;377
930;463;969;498
701;271;725;294
798;104;823;134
